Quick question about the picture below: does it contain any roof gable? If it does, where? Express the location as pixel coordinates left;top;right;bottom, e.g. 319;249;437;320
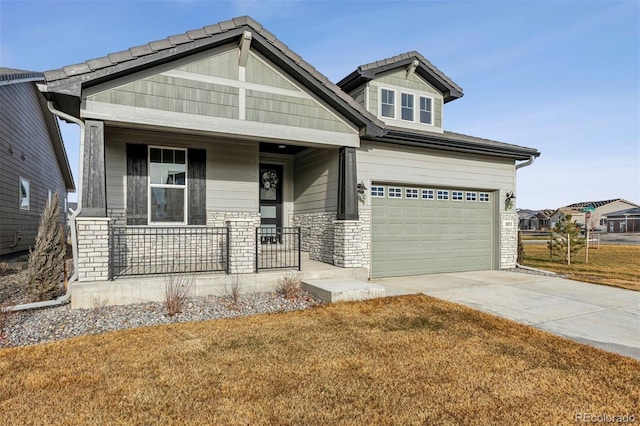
337;51;463;103
40;16;384;137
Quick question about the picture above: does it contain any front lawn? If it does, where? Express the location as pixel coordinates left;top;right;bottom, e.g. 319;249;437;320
1;295;637;425
522;244;640;291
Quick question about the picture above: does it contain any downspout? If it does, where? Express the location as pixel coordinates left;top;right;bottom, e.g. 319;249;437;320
514;155;537;269
8;99;85;312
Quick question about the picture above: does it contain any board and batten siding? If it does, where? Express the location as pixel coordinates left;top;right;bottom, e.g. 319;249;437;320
83;46;359;147
357;141;515;203
104;128;259;221
0;81;67;256
293;148;339;214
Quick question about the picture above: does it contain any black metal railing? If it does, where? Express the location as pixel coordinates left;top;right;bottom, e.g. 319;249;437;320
255;227;301;271
110;226;229;278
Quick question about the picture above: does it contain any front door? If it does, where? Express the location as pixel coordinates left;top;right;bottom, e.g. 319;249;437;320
259;164;283;240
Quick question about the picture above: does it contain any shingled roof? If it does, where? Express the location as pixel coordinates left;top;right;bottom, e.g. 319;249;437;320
565;199;636;209
0;67;43;85
337;51;463;103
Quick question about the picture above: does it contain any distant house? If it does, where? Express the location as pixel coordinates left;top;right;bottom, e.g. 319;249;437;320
518;209;552;231
0;68;75;258
550;199;639;231
605;208;640;233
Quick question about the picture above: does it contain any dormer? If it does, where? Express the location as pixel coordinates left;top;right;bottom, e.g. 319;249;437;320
337;52;463;134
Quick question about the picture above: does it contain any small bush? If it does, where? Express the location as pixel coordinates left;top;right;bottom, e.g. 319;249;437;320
517;231;525;264
164;273;193;316
276;273;301;299
27;192;65;301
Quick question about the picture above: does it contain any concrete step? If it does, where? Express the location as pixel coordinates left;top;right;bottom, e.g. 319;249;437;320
301;278;385;303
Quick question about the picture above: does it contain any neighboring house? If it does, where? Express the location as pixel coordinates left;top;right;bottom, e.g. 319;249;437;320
0;68;75;258
604;208;640;233
517;209;539;230
38;16;539;302
550;199;640;231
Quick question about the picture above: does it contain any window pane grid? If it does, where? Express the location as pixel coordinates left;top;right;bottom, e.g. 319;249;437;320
401;93;414;121
405;188;418;199
388;187;402;198
381;89;395;118
371;186;385;197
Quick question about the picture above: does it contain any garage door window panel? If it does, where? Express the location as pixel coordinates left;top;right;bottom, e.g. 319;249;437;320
437;190;449;200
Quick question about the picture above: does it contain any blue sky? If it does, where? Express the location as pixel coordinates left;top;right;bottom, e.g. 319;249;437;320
1;0;638;209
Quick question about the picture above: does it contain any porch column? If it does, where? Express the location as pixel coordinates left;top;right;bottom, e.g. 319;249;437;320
81;119;107;217
227;218;256;274
334;146;362;267
337;146;359;220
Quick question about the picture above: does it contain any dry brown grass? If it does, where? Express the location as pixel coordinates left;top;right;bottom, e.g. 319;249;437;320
1;295;638;425
523;244;640;291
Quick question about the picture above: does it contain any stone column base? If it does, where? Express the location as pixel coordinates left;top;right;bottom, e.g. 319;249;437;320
76;217;112;281
333;220;362;268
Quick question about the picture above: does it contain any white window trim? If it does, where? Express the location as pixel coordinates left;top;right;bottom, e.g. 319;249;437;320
437;190;449;201
388;187;403;198
400;92;415;122
148;146;188;225
19;177;30;211
422;189;434;200
380;87;396;119
419;95;434;125
371;186;385;198
405;188;419;199
452;191;464;201
479;192;491;203
466;192;478;202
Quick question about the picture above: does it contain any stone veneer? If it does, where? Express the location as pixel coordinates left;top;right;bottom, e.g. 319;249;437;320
358;205;372;273
333;220;363;267
500;211;519;268
207;211;261;228
291;212;336;264
75;217;112;281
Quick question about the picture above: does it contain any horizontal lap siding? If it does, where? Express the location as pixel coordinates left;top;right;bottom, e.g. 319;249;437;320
357;141;514;191
105;129;259;219
0;82;67;255
293;148;339;213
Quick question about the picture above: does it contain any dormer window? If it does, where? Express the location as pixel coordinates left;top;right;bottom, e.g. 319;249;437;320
401;93;414;121
419;96;433;125
381;88;395;118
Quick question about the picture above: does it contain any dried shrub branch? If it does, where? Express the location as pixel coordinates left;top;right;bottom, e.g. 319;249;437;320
164;273;193;316
276;273;301;299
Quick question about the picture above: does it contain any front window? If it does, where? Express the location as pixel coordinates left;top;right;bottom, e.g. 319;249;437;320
420;96;432;125
401;93;414;121
381;88;395;118
149;147;187;223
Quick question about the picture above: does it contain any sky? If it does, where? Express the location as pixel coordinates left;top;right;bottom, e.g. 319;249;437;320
1;0;638;210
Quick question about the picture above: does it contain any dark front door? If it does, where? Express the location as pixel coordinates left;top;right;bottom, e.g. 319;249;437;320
259;164;283;236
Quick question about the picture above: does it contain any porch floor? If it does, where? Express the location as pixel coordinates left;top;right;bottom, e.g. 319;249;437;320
72;252;369;309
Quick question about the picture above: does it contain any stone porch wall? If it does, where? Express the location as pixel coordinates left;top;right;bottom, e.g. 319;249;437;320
75;217;112;281
291;212;336;264
500;212;518;269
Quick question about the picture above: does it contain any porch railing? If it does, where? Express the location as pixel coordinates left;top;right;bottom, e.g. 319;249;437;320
110;226;229;278
255;227;301;272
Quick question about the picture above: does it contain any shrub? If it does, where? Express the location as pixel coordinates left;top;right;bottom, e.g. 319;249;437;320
548;214;585;264
225;274;242;307
164;273;193;316
517;231;525;264
0;303;14;343
27;192;65;301
276;273;301;299
0;262;10;277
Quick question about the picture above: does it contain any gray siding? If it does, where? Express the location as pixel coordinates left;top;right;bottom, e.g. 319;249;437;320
357;141;515;203
177;48;238;79
0;82;67;256
245;90;352;133
89;75;240;120
293;148;339;213
245;53;297;90
349;86;365;108
104;128;258;220
376;69;439;94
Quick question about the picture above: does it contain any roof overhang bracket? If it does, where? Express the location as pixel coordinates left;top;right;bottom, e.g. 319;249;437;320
405;59;419;80
239;31;252;67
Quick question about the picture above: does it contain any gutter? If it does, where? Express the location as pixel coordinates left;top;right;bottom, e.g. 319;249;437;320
7;98;84;312
516;155;536;170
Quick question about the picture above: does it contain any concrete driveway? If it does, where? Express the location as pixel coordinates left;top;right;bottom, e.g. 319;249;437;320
373;271;640;360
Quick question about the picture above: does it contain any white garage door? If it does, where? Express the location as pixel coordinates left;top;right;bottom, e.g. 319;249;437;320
371;185;494;278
